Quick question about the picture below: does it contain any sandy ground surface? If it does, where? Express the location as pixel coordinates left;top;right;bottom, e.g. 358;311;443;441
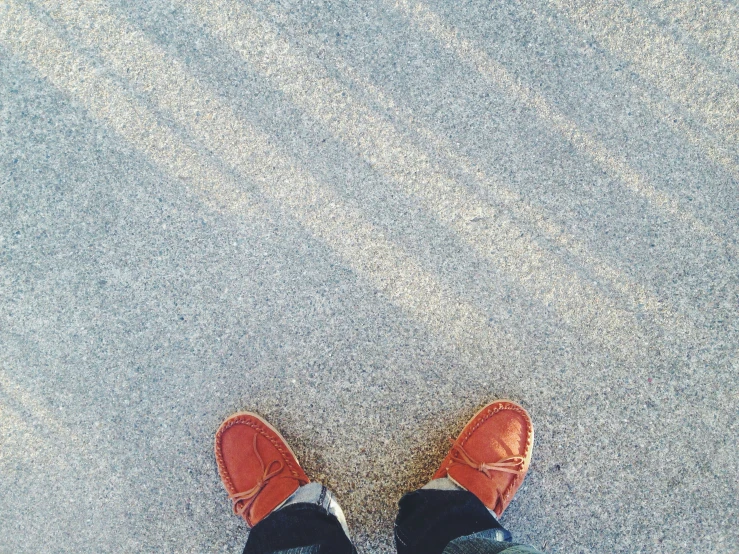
1;0;737;552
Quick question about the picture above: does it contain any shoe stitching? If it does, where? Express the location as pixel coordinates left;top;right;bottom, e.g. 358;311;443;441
447;437;526;477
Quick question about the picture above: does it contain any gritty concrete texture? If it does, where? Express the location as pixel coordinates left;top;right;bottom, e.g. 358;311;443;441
0;0;737;552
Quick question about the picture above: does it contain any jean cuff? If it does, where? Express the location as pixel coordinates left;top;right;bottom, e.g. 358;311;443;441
423;477;504;523
277;483;351;539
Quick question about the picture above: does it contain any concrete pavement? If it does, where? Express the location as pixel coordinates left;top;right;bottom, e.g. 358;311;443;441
1;0;737;551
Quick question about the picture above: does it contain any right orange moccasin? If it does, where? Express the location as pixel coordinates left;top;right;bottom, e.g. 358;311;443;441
433;400;534;517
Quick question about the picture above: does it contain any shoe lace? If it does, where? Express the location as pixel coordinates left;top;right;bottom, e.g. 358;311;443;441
448;438;525;478
228;434;285;519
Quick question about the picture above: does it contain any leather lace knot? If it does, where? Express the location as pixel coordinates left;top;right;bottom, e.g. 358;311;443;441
448;438;525;478
229;434;284;519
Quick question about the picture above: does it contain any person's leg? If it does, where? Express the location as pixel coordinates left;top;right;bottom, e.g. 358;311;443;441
243;483;355;554
394;401;544;554
215;412;355;554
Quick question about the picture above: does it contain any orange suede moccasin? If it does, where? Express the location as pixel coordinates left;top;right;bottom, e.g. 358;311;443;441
433;400;534;517
215;412;310;527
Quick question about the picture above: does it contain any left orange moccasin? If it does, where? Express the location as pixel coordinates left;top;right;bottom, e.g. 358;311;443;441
215;412;310;527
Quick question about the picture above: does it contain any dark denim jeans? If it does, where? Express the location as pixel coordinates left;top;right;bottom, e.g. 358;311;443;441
242;481;543;554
